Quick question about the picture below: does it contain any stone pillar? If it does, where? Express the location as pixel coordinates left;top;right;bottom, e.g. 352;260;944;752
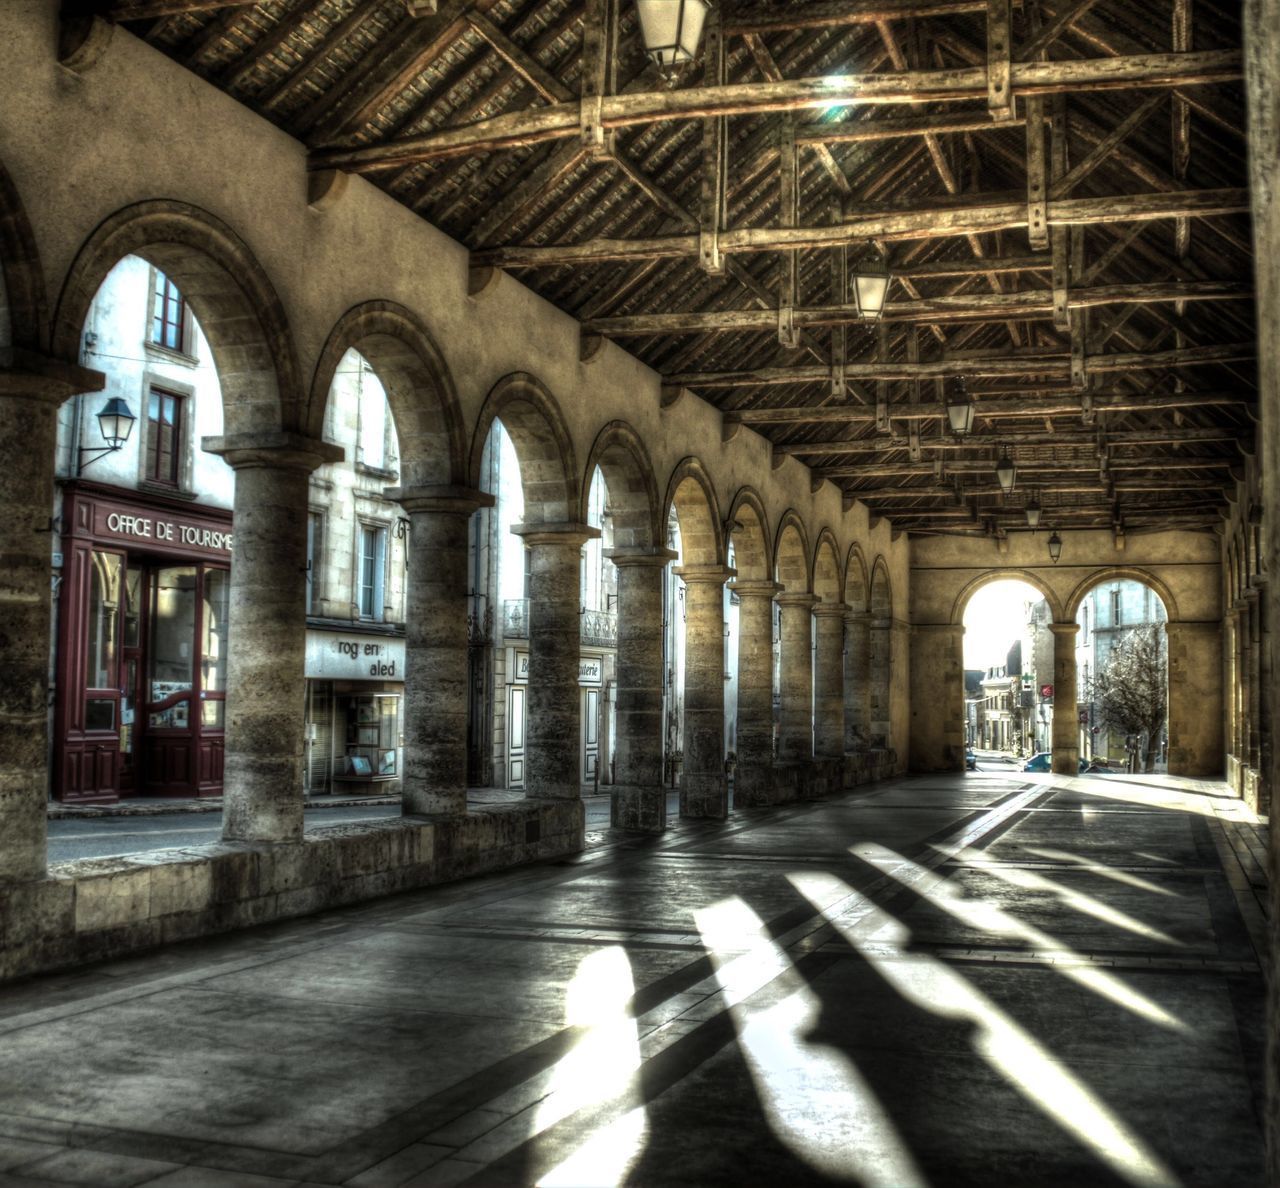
607;547;676;832
1225;608;1241;777
205;433;342;844
512;523;599;800
868;616;893;748
676;565;732;819
731;580;780;807
843;610;871;752
1165;620;1224;777
1243;0;1280;1170
909;624;966;771
1049;622;1079;776
1248;592;1263;771
813;603;847;759
0;360;102;882
776;593;816;763
389;486;494;816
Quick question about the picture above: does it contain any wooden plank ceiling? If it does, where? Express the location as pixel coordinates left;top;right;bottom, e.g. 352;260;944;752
89;0;1255;540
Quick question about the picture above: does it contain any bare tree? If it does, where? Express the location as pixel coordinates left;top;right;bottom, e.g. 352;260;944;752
1088;626;1168;772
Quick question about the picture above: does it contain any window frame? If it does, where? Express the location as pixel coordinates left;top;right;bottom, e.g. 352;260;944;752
357;521;388;622
150;270;190;356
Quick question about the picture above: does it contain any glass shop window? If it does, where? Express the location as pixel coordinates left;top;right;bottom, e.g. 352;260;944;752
342;694;400;782
149;566;196;728
87;550;123;692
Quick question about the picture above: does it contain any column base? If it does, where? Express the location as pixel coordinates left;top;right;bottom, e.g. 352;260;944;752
610;785;667;833
680;773;728;820
734;763;774;807
843;747;898;788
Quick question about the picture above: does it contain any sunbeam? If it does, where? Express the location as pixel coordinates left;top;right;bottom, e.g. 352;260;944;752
694;896;928;1187
789;872;1182;1188
858;844;1186;1031
1021;847;1182;897
947;848;1183;945
535;946;648;1187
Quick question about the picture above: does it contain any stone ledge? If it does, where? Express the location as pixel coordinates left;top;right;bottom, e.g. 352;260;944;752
1;800;584;983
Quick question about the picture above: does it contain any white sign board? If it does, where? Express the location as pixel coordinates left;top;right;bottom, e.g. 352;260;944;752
305;630;406;680
579;657;602;686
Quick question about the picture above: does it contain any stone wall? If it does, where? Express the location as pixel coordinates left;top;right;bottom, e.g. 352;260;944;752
1;800;582;982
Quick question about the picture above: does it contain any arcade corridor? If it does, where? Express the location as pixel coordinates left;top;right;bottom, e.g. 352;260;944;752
0;771;1264;1187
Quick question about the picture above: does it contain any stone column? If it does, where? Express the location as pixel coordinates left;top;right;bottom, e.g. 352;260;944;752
676;565;732;819
512;523;598;800
909;624;966;771
0;359;102;882
1049;622;1079;776
607;547;676;831
776;593;817;763
731;580;780;807
205;433;342;844
813;603;847;759
1248;591;1263;772
868;616;893;748
1165;620;1224;777
389;486;494;816
843;610;871;752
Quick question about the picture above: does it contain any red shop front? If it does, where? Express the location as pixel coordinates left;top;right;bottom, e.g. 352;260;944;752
53;482;234;803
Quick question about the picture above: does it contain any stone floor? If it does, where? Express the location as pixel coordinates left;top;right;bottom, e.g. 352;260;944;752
0;771;1267;1187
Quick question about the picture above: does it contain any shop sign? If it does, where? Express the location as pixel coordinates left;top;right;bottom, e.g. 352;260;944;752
96;508;233;556
579;657;603;686
305;631;405;680
513;651;530;682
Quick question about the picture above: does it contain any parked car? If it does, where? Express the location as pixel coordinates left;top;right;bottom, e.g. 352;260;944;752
1022;751;1052;772
965;749;977;770
1079;757;1110;773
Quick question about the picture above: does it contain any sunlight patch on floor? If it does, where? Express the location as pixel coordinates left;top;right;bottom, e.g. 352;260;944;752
790;871;1183;1188
695;896;927;1188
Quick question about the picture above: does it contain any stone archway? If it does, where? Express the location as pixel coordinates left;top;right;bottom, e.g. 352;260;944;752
774;513;813;765
811;530;845;760
584;422;664;829
868;558;894;751
665;457;728;820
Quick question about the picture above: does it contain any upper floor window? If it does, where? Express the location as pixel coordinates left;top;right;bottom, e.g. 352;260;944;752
151;271;187;354
1111;588;1122;627
146;388;183;486
358;523;387;620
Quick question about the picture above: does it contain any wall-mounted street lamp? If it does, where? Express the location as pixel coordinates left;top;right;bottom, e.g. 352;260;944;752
1047;530;1063;564
994;447;1017;496
946;376;974;436
636;0;711;69
77;397;136;473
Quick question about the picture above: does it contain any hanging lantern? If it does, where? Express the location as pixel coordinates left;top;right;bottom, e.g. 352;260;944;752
96;397;136;449
1047;530;1063;564
946;376;974;436
635;0;711;69
995;448;1017;495
1025;492;1042;530
852;257;891;320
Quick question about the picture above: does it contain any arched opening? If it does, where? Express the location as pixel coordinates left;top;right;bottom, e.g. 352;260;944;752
302;347;408;800
470;375;581;802
773;515;812;764
960;578;1047;764
1071;576;1170;774
868;559;894;750
726;491;773;805
664;460;727;818
50;254;238;807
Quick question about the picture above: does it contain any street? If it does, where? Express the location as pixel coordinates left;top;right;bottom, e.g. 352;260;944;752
46;793;664;863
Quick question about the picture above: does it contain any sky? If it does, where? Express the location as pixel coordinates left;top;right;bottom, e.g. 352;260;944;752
962;579;1045;670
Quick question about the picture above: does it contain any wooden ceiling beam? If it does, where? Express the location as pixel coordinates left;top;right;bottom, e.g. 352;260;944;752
673;340;1252;387
725;0;1009;34
723;387;1248;424
582;279;1248;335
473;188;1247;268
777;426;1246;453
311;50;1242;171
104;0;256;18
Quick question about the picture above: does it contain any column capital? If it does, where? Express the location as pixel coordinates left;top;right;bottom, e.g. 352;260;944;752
844;607;872;624
729;579;782;599
912;622;965;635
0;349;104;402
1164;619;1222;636
1048;621;1079;637
776;591;818;609
813;601;850;618
202;431;343;473
385;484;495;515
674;564;736;585
606;545;678;568
511;520;601;547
